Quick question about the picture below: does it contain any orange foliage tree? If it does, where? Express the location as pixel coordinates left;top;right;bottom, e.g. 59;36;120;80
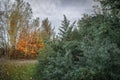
8;0;33;58
16;26;44;57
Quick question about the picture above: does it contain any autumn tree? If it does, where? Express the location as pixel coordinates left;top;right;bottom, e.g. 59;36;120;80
8;0;32;55
16;18;44;57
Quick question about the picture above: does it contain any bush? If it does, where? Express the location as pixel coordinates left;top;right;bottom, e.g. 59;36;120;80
34;45;56;80
35;41;91;80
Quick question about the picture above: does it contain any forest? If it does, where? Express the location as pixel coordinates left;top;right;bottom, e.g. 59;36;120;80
0;0;120;80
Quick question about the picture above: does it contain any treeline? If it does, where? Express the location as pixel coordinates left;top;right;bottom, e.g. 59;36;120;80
0;0;53;58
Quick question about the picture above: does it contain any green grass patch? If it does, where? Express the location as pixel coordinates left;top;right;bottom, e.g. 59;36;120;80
0;60;37;80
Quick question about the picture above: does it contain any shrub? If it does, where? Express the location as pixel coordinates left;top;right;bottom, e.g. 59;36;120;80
35;40;100;80
34;45;56;80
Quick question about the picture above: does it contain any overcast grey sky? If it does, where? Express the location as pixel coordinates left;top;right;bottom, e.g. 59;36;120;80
25;0;95;31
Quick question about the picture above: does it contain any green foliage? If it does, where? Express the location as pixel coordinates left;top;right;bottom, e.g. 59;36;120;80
36;8;120;80
59;15;76;41
35;16;88;80
77;13;120;80
34;45;56;80
35;41;84;80
11;0;118;79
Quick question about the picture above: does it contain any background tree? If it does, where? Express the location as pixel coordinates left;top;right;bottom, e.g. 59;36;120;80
0;0;12;55
41;18;52;41
8;0;32;55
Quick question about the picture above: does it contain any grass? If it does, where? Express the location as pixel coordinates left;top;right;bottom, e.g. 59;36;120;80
0;59;37;80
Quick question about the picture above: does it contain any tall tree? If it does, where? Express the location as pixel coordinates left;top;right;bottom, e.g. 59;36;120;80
0;0;12;55
8;0;32;54
41;18;52;41
58;15;75;41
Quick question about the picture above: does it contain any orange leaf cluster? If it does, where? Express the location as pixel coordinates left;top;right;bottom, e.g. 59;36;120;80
16;27;44;57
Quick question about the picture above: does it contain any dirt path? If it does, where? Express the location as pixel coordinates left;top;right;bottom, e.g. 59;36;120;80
10;60;38;64
0;58;38;64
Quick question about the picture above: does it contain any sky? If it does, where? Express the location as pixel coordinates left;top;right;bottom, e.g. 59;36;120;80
24;0;95;31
